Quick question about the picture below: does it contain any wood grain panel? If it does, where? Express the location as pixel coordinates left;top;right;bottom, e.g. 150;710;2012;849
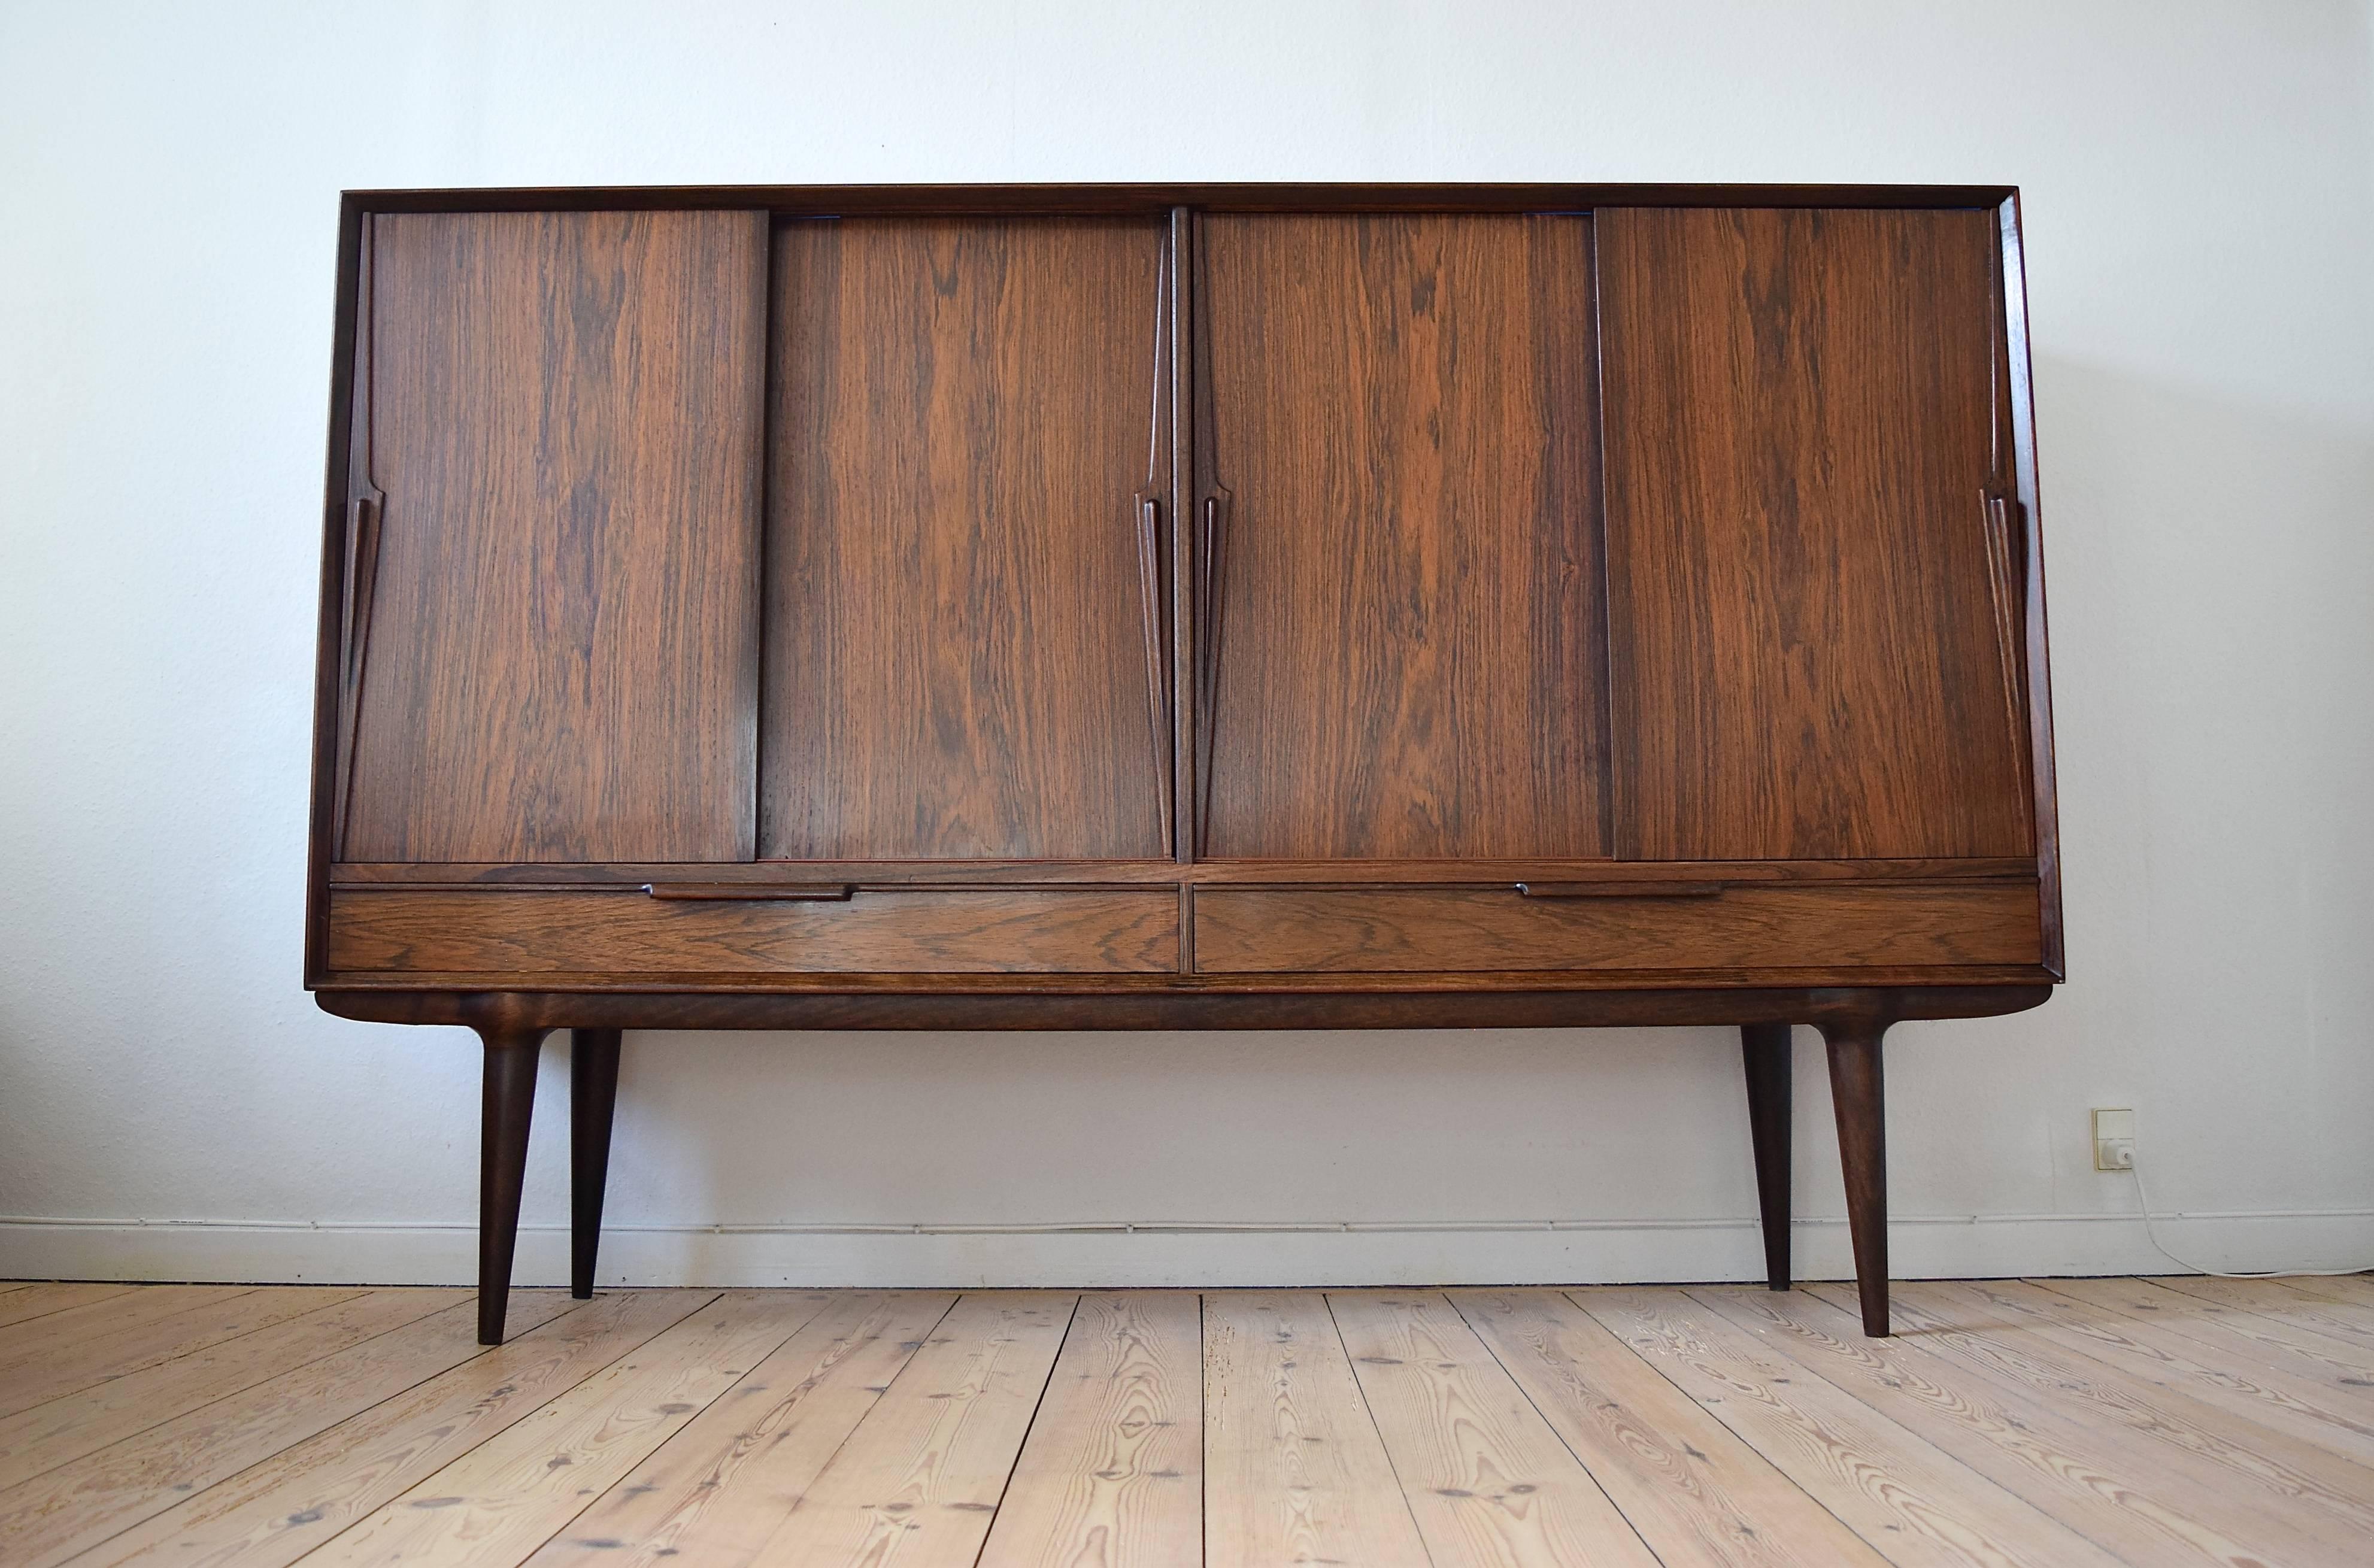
0;1285;134;1333
344;210;768;863
522;1291;957;1567
2273;1273;2374;1307
1450;1289;1890;1568
47;1279;2374;1567
331;854;2039;887
1812;1281;2374;1545
0;1292;592;1568
0;1291;459;1494
328;888;1180;975
1576;1287;2130;1568
2042;1276;2374;1387
1329;1291;1660;1567
977;1291;1202;1568
1911;1279;2374;1467
1193;883;2041;973
2148;1275;2374;1351
301;1292;826;1567
0;1286;250;1380
765;217;1169;860
1599;207;2032;860
1194;213;1606;860
65;1292;698;1568
0;1287;359;1420
348;184;2028;218
1693;1285;2337;1567
1202;1291;1432;1568
741;1292;1075;1566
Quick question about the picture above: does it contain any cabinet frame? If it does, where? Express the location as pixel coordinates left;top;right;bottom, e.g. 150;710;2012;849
305;186;2059;1345
308;183;2059;990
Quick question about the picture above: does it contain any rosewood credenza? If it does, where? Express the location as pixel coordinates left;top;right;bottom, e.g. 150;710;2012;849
306;184;2060;1343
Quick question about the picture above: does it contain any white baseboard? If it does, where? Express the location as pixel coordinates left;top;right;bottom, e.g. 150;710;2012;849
4;1209;2369;1287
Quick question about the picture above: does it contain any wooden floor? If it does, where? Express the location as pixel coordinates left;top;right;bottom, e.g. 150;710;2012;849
1;1278;2370;1564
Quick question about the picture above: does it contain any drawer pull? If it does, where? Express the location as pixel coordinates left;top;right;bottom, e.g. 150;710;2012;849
644;882;856;902
1517;881;1725;900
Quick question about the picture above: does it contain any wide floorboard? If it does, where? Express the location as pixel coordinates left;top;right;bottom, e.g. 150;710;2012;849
0;1276;2368;1565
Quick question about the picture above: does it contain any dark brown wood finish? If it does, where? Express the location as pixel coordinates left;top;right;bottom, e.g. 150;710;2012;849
763;216;1170;859
570;1027;621;1300
329;219;385;856
303;200;369;977
342;210;768;863
1193;213;1607;858
323;965;2057;997
344;183;2020;216
307;186;2060;1343
1167;206;1197;877
1820;1013;1893;1336
325;984;2049;1035
475;1024;545;1345
1598;206;2033;861
2000;194;2065;977
1192;884;2041;973
329;888;1183;975
1741;1022;1793;1291
330;856;2042;887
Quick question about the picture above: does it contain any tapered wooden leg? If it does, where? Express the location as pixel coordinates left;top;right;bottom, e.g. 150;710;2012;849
1819;1015;1891;1336
477;1026;546;1345
1741;1022;1793;1291
571;1027;623;1300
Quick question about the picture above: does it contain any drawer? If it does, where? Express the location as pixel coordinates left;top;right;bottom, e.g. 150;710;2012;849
1191;882;2042;973
327;887;1181;975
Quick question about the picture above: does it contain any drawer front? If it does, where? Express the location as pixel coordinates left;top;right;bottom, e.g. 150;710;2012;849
328;888;1181;975
1192;884;2041;973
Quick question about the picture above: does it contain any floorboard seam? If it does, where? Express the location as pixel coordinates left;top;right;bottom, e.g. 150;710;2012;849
1443;1289;1669;1568
499;1289;838;1566
1672;1285;2147;1568
0;1287;462;1496
38;1282;2374;1568
1563;1287;1906;1566
0;1287;264;1397
1196;1290;1208;1568
1;1288;368;1426
1320;1288;1442;1568
1778;1283;2310;1567
795;1290;964;1538
172;1291;711;1568
44;1293;607;1568
965;1290;1084;1568
271;1290;727;1566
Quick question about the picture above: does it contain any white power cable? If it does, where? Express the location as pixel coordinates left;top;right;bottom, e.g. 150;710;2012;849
2127;1155;2374;1280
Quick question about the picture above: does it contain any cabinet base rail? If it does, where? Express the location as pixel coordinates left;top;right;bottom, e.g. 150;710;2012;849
433;985;2039;1343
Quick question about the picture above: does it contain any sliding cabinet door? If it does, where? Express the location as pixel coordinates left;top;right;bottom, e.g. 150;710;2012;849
1193;213;1607;860
1599;207;2033;861
341;210;768;863
763;217;1171;861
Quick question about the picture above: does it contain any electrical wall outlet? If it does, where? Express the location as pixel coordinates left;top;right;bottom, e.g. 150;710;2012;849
2093;1107;2136;1170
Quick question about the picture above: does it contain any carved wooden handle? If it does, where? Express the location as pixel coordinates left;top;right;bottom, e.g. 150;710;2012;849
1133;495;1173;842
1190;491;1232;850
644;883;856;902
1517;881;1726;899
1194;493;1229;730
331;490;386;857
1199;495;1224;633
340;495;381;691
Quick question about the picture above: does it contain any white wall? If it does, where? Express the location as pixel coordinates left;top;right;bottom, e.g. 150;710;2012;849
4;0;2371;1288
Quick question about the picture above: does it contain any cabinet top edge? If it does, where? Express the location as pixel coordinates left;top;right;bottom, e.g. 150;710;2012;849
338;181;2023;216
